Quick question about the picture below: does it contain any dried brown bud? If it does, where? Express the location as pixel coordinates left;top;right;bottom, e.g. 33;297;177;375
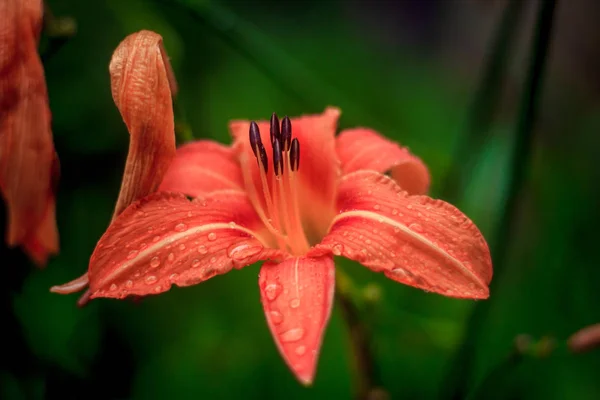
568;323;600;354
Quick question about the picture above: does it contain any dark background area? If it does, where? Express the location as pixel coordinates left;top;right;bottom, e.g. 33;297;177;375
2;0;600;399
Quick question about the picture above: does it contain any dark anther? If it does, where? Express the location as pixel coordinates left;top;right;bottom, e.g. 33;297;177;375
258;143;269;174
270;113;281;145
281;116;292;151
272;138;283;176
249;121;262;156
290;138;300;171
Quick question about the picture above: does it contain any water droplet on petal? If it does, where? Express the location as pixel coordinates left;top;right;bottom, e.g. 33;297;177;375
167;253;175;262
175;223;187;232
295;345;306;356
126;280;133;288
154;286;162;293
281;328;304;343
152;235;160;242
127;250;139;260
208;232;217;241
178;243;186;251
192;259;201;268
227;243;263;260
145;275;157;284
332;244;343;256
210;257;216;264
269;310;283;325
264;283;282;301
228;221;236;228
150;257;161;268
198;245;208;254
169;273;179;280
290;298;300;308
373;204;381;210
392;209;398;215
391;268;408;278
109;283;118;291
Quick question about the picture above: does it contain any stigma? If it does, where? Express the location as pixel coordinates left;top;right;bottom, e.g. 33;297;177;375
246;113;308;255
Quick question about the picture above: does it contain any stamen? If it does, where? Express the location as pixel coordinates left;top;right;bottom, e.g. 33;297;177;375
281;116;292;151
249;121;261;157
272;138;283;176
270;113;281;145
290;138;300;171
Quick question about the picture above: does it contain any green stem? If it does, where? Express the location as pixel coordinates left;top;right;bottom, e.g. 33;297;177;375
335;269;388;400
440;0;526;201
441;1;557;398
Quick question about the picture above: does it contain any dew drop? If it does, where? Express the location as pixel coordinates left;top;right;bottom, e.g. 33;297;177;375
178;243;186;251
140;242;148;250
210;257;216;264
192;259;201;268
269;310;283;325
227;243;263;260
147;227;154;233
154;286;162;293
373;204;381;210
109;283;118;291
391;268;408;278
264;283;282;301
332;244;343;256
198;245;208;254
290;298;300;309
126;280;133;288
175;223;187;232
127;250;139;260
169;273;179;280
187;211;193;217
167;253;175;262
365;239;372;245
208;232;217;241
392;209;399;215
295;345;307;356
152;235;160;242
229;221;236;228
145;275;157;284
281;328;304;343
150;257;161;268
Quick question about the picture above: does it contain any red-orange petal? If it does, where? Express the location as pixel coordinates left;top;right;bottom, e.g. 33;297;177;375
0;0;59;265
314;170;492;299
336;128;430;195
109;30;176;218
259;255;335;385
229;107;341;240
159;140;244;197
21;195;59;266
88;190;285;299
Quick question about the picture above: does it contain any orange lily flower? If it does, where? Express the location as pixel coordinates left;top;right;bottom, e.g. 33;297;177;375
0;0;59;265
52;31;492;386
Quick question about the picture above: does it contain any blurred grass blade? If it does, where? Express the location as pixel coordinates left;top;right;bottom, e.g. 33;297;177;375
165;0;382;128
441;0;558;398
441;0;526;202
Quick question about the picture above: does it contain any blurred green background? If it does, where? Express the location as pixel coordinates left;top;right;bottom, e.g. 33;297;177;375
2;0;600;399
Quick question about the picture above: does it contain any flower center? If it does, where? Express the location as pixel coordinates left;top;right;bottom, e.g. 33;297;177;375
244;113;310;255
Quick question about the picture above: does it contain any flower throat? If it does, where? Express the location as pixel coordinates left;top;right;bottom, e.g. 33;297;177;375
243;113;310;255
